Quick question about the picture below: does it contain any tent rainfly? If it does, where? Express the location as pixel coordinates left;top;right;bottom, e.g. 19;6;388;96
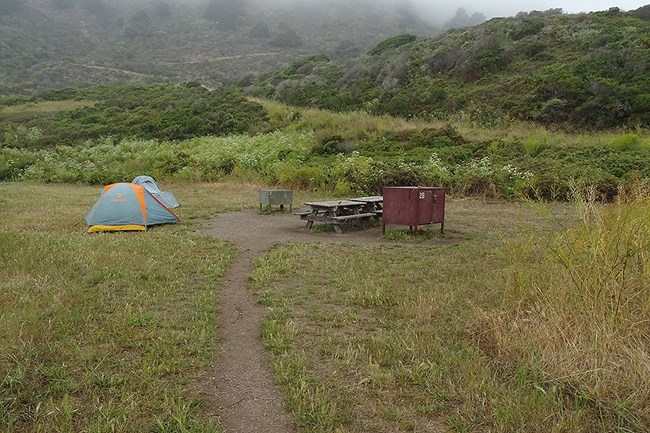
131;175;180;208
85;183;179;233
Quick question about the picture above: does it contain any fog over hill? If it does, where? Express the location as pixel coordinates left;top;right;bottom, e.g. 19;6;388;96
0;0;647;93
408;0;649;21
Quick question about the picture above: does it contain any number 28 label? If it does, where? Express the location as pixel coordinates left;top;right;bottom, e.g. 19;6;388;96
418;192;425;199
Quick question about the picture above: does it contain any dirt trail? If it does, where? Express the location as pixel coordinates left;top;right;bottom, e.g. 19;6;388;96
70;63;154;78
161;52;281;65
198;209;448;432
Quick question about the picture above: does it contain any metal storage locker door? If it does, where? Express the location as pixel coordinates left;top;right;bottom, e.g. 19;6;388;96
431;188;445;225
416;188;434;225
383;186;413;226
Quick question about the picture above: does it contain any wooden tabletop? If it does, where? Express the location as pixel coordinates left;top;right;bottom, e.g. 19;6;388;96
349;196;383;203
304;200;365;208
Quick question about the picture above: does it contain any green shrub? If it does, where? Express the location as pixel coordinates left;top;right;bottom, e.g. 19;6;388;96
522;138;544;156
332;180;352;197
608;133;641;151
369;34;417;56
276;163;325;189
332;152;384;194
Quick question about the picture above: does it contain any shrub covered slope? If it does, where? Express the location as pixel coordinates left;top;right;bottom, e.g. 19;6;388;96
0;0;437;93
0;83;267;147
254;7;650;130
1;89;649;201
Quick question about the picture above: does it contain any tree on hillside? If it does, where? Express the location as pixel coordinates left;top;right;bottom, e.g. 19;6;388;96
204;0;246;30
0;0;24;15
447;8;485;29
630;4;650;20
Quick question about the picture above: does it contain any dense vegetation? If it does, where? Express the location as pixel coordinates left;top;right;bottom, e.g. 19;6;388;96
253;7;650;130
0;84;267;147
1;90;649;201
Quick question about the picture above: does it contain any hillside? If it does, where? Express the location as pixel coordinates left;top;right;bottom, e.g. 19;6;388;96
0;0;441;93
253;7;650;130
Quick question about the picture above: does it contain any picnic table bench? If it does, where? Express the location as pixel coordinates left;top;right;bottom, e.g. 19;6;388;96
297;200;377;234
296;197;383;234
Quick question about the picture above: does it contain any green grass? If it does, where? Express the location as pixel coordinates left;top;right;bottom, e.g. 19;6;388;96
257;97;650;150
2;180;648;431
0;182;250;432
382;227;439;242
0;180;336;432
251;198;647;432
0;100;95;116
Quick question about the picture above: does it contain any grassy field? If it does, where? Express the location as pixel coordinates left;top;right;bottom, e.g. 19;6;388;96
0;180;340;432
253;193;649;432
0;182;260;432
1;180;649;432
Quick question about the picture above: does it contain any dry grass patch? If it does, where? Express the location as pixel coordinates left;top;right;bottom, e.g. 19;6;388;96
480;188;650;430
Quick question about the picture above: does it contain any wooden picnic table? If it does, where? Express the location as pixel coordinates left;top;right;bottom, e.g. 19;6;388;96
349;196;383;214
297;200;378;234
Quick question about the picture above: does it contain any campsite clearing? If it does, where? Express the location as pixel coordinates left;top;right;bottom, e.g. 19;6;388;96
3;181;643;433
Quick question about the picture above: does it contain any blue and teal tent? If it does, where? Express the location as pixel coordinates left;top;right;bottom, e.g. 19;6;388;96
132;175;180;209
85;183;179;233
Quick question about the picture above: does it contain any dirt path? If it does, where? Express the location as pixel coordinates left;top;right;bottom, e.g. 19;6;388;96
198;209;448;432
160;52;281;65
70;63;154;78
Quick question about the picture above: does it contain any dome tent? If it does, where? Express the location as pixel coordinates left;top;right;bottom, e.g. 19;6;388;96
85;183;179;233
131;175;180;209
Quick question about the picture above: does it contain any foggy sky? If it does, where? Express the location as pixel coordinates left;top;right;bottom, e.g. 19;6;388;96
408;0;649;22
250;0;649;24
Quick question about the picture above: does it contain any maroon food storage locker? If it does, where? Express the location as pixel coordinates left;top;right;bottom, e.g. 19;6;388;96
382;186;445;234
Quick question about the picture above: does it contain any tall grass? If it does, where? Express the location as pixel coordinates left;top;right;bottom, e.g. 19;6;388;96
480;184;650;430
254;97;650;150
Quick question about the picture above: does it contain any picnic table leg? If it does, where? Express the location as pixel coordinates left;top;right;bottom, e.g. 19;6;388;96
333;223;343;234
305;210;320;230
